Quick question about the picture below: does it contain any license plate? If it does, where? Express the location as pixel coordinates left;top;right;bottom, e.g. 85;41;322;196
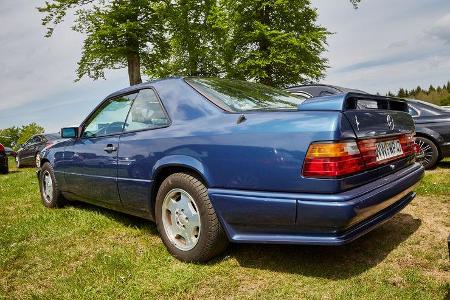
376;139;403;162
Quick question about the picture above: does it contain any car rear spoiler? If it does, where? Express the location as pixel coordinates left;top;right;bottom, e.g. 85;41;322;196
298;93;409;112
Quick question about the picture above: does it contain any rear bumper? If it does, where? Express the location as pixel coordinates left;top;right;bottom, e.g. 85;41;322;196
208;163;424;245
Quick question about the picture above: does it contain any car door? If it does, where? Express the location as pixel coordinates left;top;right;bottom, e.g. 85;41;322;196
116;88;171;214
21;136;39;164
63;93;137;207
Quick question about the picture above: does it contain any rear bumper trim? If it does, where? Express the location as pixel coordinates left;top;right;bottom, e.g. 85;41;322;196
208;163;424;245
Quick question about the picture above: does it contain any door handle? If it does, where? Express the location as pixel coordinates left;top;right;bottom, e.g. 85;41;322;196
104;144;118;153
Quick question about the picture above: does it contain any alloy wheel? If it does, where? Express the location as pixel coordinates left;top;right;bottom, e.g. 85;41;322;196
161;188;201;251
415;139;434;167
41;170;54;203
35;154;41;168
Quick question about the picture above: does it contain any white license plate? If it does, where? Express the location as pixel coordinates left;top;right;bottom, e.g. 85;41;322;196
376;140;403;162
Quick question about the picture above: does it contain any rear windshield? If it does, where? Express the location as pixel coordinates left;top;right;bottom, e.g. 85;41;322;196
186;78;304;112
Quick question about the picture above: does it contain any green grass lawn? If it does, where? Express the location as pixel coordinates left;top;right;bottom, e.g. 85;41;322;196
1;158;449;299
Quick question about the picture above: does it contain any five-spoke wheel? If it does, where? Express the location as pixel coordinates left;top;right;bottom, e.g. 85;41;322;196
39;162;66;208
156;172;228;262
41;170;54;204
162;188;201;251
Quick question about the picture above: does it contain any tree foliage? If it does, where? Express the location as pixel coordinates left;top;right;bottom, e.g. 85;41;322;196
39;0;169;85
0;123;45;149
350;0;361;8
39;0;330;87
388;81;450;106
219;0;329;87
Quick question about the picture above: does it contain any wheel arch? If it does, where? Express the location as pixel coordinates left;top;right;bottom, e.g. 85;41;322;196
150;156;210;220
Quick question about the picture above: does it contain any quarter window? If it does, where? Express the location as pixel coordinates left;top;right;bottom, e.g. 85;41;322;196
408;105;419;117
123;89;170;132
83;94;136;138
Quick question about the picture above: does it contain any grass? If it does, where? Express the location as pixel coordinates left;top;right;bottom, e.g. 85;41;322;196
0;157;449;299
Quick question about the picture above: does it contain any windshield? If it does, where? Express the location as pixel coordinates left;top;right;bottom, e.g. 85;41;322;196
186;78;305;112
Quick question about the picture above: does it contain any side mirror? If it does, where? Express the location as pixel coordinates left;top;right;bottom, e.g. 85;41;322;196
61;127;79;138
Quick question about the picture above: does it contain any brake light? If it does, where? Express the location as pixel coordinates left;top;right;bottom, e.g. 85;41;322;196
0;144;4;152
399;133;416;157
357;133;415;168
303;141;365;177
303;134;416;178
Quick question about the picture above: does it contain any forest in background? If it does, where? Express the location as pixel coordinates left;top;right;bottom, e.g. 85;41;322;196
387;81;450;106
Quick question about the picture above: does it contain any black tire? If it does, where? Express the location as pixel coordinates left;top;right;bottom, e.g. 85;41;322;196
39;162;66;208
415;136;439;170
0;163;8;174
155;172;228;262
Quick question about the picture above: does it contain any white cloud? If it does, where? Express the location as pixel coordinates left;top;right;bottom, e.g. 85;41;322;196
1;0;450;131
428;13;450;44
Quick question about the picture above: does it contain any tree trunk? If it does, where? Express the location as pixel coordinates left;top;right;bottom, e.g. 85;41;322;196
258;4;273;86
127;52;142;86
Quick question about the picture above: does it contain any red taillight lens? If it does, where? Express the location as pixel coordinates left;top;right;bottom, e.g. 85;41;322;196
303;134;416;178
357;133;416;168
399;133;416;157
0;144;4;152
303;141;365;178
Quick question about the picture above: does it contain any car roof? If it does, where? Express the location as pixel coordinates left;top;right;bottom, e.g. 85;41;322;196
104;77;183;99
286;84;368;97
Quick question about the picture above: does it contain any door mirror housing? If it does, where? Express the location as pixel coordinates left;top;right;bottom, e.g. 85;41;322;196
61;127;79;138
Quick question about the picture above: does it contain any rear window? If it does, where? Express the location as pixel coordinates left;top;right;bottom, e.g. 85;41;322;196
186;78;305;112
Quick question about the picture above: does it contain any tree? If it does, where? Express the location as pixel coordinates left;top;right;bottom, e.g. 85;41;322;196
428;84;436;93
145;0;226;78
17;123;45;147
0;127;21;148
441;95;450;106
39;0;169;86
398;88;406;98
220;0;329;87
40;0;331;88
350;0;362;8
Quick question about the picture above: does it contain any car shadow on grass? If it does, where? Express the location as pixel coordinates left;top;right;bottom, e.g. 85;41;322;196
65;201;420;279
437;161;450;170
229;213;421;279
68;201;159;235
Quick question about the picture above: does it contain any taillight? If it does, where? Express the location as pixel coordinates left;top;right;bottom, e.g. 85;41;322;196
399;133;416;157
303;141;365;178
0;144;4;152
357;133;416;168
303;134;416;178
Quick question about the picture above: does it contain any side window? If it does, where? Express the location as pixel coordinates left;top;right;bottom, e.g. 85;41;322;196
83;94;136;138
408;105;419;117
124;89;170;132
30;136;40;145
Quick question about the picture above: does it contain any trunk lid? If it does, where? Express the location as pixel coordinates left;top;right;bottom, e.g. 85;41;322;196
298;93;415;138
299;93;417;175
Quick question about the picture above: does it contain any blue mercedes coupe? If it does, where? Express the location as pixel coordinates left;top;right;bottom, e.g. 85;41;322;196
38;77;424;262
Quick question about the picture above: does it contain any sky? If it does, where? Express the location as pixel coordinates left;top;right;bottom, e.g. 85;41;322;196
1;0;450;132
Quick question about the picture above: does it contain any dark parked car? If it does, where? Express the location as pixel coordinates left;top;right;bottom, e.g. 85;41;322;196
0;143;8;174
287;84;450;169
38;78;423;262
4;146;16;157
407;100;450;169
16;133;61;168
